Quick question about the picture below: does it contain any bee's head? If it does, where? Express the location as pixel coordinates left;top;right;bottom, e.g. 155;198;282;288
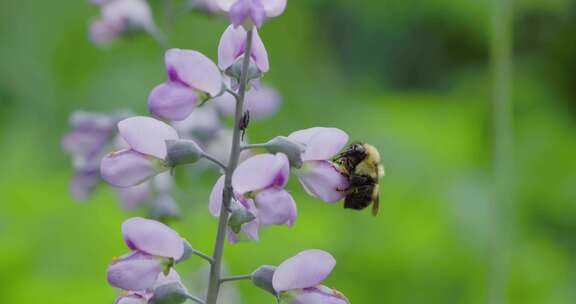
337;142;367;166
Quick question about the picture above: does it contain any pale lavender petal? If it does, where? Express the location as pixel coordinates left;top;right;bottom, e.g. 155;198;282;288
115;295;147;304
297;161;347;203
251;29;269;72
218;25;246;70
89;19;119;45
273;153;290;188
122;217;185;259
229;0;250;27
215;0;235;12
209;175;226;217
118;116;179;159
212;91;237;117
148;82;198;121
70;171;100;201
232;153;288;194
101;0;153;29
107;252;162;291
245;85;280;119
100;149;162;188
288;127;348;161
272;249;336;292
118;182;151;210
61;129;108;157
69;110;115;131
261;0;287;17
290;285;349;304
165;49;223;97
255;188;296;226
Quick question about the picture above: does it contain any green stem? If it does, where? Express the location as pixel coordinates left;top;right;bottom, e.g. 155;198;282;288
240;143;272;151
205;28;254;304
186;294;206;304
220;274;253;284
488;0;514;303
190;248;214;264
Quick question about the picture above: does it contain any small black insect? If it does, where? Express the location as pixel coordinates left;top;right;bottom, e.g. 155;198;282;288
239;110;250;141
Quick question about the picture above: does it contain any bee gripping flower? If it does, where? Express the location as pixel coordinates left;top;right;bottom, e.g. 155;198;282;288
287;127;350;203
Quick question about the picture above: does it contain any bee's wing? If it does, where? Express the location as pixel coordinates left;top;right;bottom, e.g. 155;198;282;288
371;194;380;216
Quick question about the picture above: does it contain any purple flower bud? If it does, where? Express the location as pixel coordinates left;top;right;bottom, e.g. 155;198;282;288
272;249;336;292
148;82;199;121
100;149;165;188
254;188;296;226
232;153;289;194
218;25;269;73
107;252;163;291
165;49;223;97
122;217;185;259
118;116;179;159
296;161;348;203
101;0;154;31
214;85;281;119
287;127;349;161
216;0;287;27
89;18;120;45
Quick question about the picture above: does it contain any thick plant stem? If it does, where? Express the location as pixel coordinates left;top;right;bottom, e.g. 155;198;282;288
205;28;254;304
488;0;513;303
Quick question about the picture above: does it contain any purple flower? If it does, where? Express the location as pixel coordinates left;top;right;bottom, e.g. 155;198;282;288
287;128;350;203
208;153;296;243
115;294;148;304
214;84;281;119
148;49;224;121
272;249;349;304
216;0;287;28
89;0;157;46
100;116;180;187
107;217;187;291
62;111;128;201
232;153;296;226
218;24;269;73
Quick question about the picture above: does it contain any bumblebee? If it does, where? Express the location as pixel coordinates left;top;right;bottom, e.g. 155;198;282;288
334;143;385;216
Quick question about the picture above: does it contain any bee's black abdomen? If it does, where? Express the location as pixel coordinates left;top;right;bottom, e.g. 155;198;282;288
344;184;375;210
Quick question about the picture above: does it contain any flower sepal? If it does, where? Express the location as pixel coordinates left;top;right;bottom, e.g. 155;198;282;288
251;265;277;296
165;139;205;168
228;208;257;233
226;55;263;82
264;136;304;168
149;282;188;304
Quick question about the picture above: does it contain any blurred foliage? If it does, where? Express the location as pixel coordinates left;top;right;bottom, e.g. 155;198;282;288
1;0;576;303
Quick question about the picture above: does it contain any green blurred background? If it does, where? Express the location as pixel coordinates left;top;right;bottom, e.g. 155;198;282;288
1;0;576;303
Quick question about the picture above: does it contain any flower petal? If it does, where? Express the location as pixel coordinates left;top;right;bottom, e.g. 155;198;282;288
261;0;287;17
118;182;151;210
70;171;101;201
165;49;223;97
251;29;269;72
245;85;280;118
100;149;163;188
218;25;246;70
209;175;226;217
288;127;348;161
272;249;336;292
232;153;289;194
122;217;185;259
148;82;198;121
255;188;297;226
118;116;179;159
290;285;349;304
297;161;347;203
215;0;235;12
115;294;148;304
107;252;162;291
101;0;153;29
